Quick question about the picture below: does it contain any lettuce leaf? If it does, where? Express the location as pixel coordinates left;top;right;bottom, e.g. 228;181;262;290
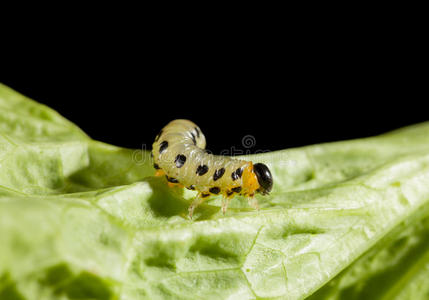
1;83;429;299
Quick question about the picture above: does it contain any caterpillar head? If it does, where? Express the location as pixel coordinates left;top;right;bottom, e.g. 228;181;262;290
253;163;273;195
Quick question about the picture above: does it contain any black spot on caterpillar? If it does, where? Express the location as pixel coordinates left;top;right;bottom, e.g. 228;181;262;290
209;187;221;194
231;186;242;193
166;176;179;183
213;168;225;181
175;154;186;168
152;119;273;218
159;141;168;154
231;167;243;181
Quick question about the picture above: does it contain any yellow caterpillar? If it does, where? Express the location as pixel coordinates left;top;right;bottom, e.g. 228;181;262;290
152;119;273;217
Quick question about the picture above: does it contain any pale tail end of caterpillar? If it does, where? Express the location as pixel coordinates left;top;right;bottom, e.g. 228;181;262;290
151;119;273;218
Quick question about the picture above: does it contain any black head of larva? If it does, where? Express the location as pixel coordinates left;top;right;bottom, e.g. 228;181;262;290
253;163;273;195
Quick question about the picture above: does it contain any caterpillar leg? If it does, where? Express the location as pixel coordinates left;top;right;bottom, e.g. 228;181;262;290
247;197;260;210
221;197;231;215
188;195;205;219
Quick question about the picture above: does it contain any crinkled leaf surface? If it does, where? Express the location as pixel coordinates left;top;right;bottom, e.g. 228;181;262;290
1;83;429;300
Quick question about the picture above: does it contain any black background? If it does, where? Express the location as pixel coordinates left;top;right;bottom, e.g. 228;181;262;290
1;22;426;154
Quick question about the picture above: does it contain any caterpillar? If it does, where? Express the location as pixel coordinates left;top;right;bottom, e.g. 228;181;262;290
151;119;273;218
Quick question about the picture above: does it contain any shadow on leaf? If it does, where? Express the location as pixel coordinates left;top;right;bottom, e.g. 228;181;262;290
144;176;219;221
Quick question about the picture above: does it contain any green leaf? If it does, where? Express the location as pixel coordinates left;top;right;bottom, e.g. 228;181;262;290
1;82;429;299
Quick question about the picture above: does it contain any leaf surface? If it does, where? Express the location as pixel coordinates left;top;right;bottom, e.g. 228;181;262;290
1;83;429;299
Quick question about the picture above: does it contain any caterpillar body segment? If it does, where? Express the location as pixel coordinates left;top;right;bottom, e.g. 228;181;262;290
152;119;273;217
